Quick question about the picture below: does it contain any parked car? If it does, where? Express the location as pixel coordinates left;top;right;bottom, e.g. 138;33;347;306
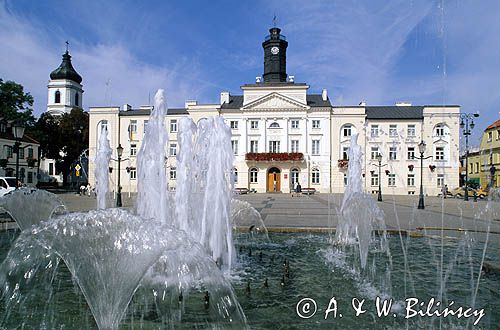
476;186;489;199
450;186;477;198
0;177;17;197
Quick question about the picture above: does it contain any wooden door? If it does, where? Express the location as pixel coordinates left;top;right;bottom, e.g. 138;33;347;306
268;173;274;192
267;172;281;192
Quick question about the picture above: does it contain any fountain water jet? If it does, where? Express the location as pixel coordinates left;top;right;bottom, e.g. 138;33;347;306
95;126;112;209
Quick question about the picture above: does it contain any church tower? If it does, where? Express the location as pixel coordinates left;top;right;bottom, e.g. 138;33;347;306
47;46;83;116
262;27;288;83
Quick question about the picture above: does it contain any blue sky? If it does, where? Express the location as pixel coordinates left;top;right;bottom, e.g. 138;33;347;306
1;0;499;145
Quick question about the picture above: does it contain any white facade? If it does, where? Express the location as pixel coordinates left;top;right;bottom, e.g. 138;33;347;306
47;79;84;116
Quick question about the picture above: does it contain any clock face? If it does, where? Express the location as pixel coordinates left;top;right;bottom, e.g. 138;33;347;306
271;46;279;55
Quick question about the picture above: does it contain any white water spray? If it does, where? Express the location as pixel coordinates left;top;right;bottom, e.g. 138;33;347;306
95;127;112;209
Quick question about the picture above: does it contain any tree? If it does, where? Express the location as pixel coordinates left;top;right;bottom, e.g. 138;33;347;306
30;108;89;183
0;79;35;126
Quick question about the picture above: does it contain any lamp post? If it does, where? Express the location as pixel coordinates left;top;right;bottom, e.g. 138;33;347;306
116;144;123;207
460;112;479;201
416;140;433;209
12;121;25;189
373;153;387;202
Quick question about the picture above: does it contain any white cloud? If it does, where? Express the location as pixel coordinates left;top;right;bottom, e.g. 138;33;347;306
0;4;208;117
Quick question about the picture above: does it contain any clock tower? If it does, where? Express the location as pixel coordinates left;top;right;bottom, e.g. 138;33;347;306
262;27;288;83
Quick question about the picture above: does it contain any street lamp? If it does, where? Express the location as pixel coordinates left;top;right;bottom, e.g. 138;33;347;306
373;153;387;202
460;112;479;201
416;140;432;209
116;144;123;207
12;121;25;189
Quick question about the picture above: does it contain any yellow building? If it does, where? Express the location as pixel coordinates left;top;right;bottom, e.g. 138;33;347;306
477;120;500;188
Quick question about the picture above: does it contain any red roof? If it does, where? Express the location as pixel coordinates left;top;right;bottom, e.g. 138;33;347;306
486;119;500;130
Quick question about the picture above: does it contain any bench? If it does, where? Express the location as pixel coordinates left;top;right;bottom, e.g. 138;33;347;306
234;188;249;195
301;188;316;195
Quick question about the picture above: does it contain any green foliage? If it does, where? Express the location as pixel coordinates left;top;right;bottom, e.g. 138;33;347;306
31;108;89;178
0;79;35;126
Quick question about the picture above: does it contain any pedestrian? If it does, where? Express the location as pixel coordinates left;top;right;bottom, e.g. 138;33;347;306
296;182;302;194
441;184;448;199
87;183;91;197
79;184;86;196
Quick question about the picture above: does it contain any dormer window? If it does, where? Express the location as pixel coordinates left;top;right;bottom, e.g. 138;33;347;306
269;122;280;128
55;91;61;103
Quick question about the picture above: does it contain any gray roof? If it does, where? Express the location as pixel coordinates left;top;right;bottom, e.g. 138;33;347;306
365;106;424;120
221;94;331;109
119;108;188;116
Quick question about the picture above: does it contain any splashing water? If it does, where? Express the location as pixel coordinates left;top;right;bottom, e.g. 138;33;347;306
136;89;170;223
0;188;67;230
95;127;112;209
335;133;386;269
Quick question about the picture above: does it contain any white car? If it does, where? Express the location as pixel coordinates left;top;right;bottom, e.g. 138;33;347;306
0;177;17;197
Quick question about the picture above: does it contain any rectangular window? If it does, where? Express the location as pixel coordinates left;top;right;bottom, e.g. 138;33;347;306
291;120;299;129
407;125;416;137
389;147;397;160
371;125;379;137
143;120;149;135
437;174;444;187
342;146;349;160
6;146;12;158
389;125;398;137
488;132;492;142
130;144;137;156
250;140;259;153
291;140;299;153
250;120;259;129
388;174;396;186
371;173;379;186
435;147;445;160
436;125;445;136
343;125;351;137
312;171;320;184
130;168;137;180
371;147;379;160
231;140;238;155
475;162;479;173
49;162;54;176
250;169;258;183
170;167;177;180
18;148;24;159
28;148;34;158
269;141;280;153
497;129;500;140
312;120;320;129
407;147;415;160
312;140;320;155
408;174;415;186
230;121;238;129
469;163;473;174
170;119;177;133
130;120;137;139
170;143;177;156
27;172;33;184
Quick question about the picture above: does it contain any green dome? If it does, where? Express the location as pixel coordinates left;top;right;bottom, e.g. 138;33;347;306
50;51;82;84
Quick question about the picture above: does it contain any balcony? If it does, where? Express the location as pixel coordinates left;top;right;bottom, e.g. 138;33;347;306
338;159;349;169
245;152;304;162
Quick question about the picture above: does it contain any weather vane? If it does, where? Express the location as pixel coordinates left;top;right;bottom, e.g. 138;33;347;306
273;14;277;27
65;40;69;53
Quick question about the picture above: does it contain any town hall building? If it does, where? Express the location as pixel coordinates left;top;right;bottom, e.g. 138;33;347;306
88;26;460;196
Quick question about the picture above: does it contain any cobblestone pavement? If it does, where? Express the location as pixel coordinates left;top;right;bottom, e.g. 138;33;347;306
12;191;499;245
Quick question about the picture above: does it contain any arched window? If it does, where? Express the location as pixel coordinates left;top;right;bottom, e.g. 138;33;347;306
232;168;238;183
312;168;320;184
311;168;319;184
340;123;356;138
269;122;280;128
75;93;79;106
290;168;300;186
54;90;61;103
249;168;258;183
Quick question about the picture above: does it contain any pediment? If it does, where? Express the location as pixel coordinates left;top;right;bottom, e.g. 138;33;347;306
242;92;309;110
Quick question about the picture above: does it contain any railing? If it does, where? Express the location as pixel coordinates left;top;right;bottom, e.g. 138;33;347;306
245;152;303;162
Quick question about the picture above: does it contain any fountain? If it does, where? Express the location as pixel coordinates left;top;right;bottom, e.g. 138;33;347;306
0;89;499;329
